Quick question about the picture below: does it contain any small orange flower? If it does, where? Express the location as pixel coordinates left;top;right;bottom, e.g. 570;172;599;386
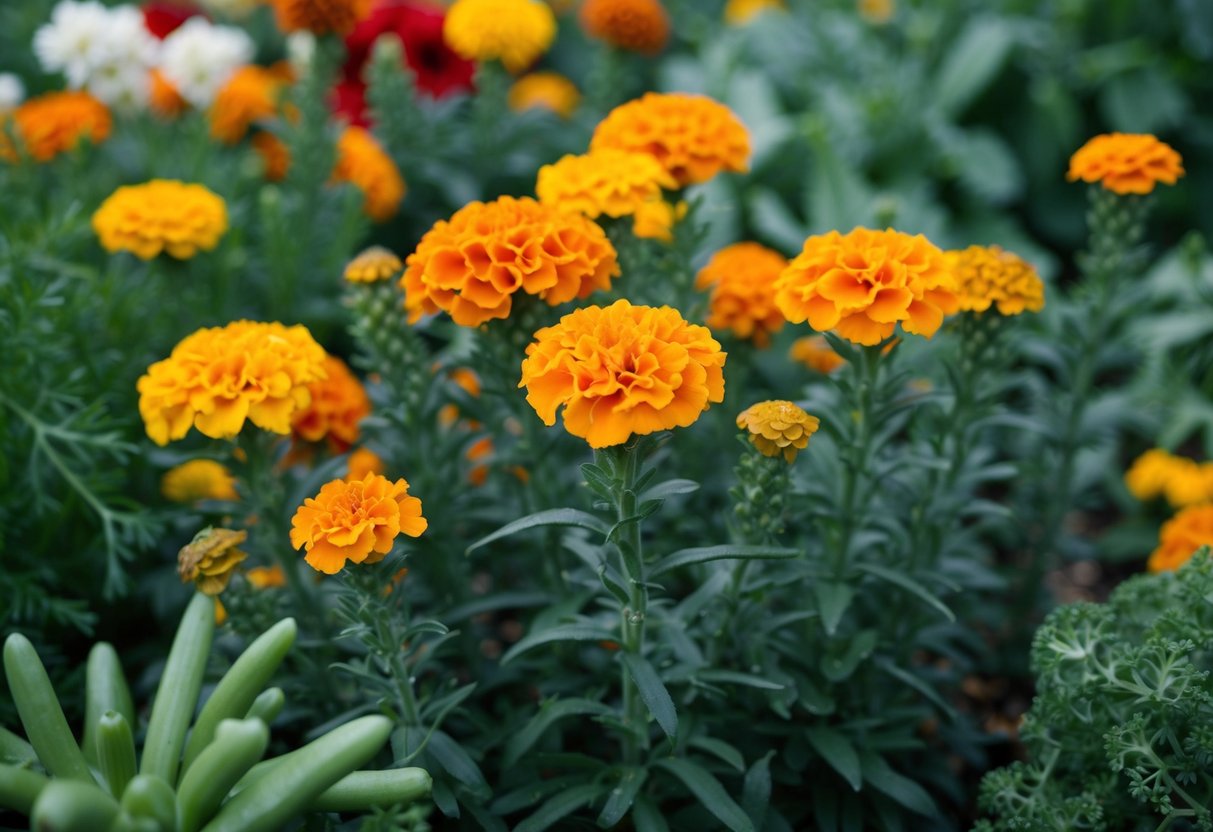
466;435;493;486
590;92;750;187
209;65;289;144
439;367;483;427
246;565;287;589
789;335;845;374
251;131;290;181
737;400;820;462
347;447;386;480
290;473;427;574
333;126;406;222
1149;505;1213;573
292;355;371;450
344;245;403;283
580;0;670;54
271;0;372;34
443;0;556;71
857;0;895;23
2;91;111;162
1067;133;1184;195
519;299;726;448
724;0;784;24
402;196;619;327
149;69;189;118
946;245;1045;316
178;527;248;595
508;72;580;118
1125;449;1213;508
695;242;788;347
536;148;679;241
92;180;229;261
162;459;240;503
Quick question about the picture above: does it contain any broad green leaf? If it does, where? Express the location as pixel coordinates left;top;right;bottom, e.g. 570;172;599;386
467;509;608;553
504;698;614;767
813;581;855;636
861;752;938;817
620;654;678;739
596;767;648;828
855;564;954;622
806;727;861;791
697;670;785;691
501;624;617;665
514;784;602;832
933;17;1016;116
655;758;754;832
650;545;798;578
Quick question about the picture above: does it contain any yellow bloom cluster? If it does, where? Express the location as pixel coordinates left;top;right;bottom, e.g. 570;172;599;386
509;72;581;118
1149;505;1213;573
162;460;239;503
536;148;678;241
736;400;820;462
333;126;406;222
1067;133;1184;195
344;245;403;283
92;179;228;260
443;0;556;72
1125;449;1213;508
946;245;1045;316
695;242;788;347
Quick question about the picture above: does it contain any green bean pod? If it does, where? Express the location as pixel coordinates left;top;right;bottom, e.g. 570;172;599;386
0;724;36;766
180;618;295;778
243;688;284;725
3;633;92;782
177;718;268;832
30;780;120;831
83;643;136;765
0;762;49;814
312;768;432;812
121;774;178;831
141;593;214;785
97;711;138;798
200;715;392;832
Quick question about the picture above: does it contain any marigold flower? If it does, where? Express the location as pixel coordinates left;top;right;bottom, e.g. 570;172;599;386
347;447;385;479
1126;449;1213;508
246;565;286;589
695;242;788;347
737;400;820;462
519;299;726;448
402;196;619;327
290;473;427;574
536;148;678;241
857;0;894;23
590;92;750;187
1067;133;1184;195
1149;505;1213;573
162;459;240;503
251;131;290;181
509;71;580;118
178;527;248;595
579;0;670;54
344;245;403;283
946;245;1045;316
92;179;229;261
466;435;493;486
724;0;784;24
138;320;329;446
443;0;556;72
209;65;290;144
789;335;845;374
2;90;110;162
774;227;959;346
438;367;482;428
292;355;371;450
333;125;406;222
271;0;372;34
149;69;189;118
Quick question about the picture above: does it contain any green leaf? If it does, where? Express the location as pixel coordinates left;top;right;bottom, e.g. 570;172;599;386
427;730;487;792
596;767;647;828
697;670;785;691
742;751;774;830
860;752;938;817
933;17;1016;116
620;654;678;739
876;659;956;720
813;581;855;636
639;479;700;503
806;727;861;791
632;793;670;832
467;509;609;553
688;736;745;772
654;758;753;832
514;784;602;832
748;188;810;252
504;698;614;768
855;564;954;622
650;545;799;578
501;624;617;665
821;630;877;682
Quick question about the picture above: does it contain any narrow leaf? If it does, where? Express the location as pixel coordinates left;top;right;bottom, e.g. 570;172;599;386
688;736;745;772
806;727;862;791
855;564;954;622
426;730;486;791
650;545;798;578
655;758;753;832
638;479;700;503
597;767;648;828
742;751;774;830
813;581;855;636
861;752;938;817
620;654;678;740
697;670;785;691
467;509;608;553
501;625;617;666
514;784;602;832
504;698;614;768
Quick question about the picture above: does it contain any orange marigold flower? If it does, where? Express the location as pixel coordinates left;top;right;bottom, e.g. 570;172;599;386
149;69;189;118
857;0;895;23
579;0;670;54
1067;133;1184;195
246;565;286;589
737;400;820;462
789;335;846;374
1149;505;1213;573
344;245;403;283
508;71;580;118
209;65;288;144
946;245;1045;316
138;320;328;446
519;298;726;448
271;0;371;34
290;473;427;574
333;125;406;222
443;0;556;72
162;459;239;503
92;179;229;261
347;447;385;480
695;242;788;347
774;227;959;346
590;92;750;187
178;527;248;595
724;0;785;24
251;131;290;181
466;435;493;486
2;90;111;163
402;195;619;327
439;367;483;427
536;148;679;241
1125;449;1213;508
292;355;371;450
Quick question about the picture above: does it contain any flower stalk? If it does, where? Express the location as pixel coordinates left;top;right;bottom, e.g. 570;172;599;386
832;343;883;578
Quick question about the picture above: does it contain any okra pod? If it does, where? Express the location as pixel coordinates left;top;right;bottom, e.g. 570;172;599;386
97;711;137;798
312;768;432;812
243;688;284;725
178;718;268;832
30;780;120;830
3;633;93;782
120;774;178;831
0;724;36;766
83;643;136;765
0;762;49;814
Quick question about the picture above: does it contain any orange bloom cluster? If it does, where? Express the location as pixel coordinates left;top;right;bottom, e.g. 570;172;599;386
789;335;845;374
580;0;670;54
1149;505;1213;573
519;299;726;448
946;245;1045;316
252;132;290;181
774;227;959;346
536;148;678;241
209;65;291;144
137;320;328;446
443;0;556;72
162;459;240;503
290;473;427;574
344;245;403;283
590;92;750;187
695;242;788;347
1067;133;1184;195
271;0;371;34
292;355;371;450
2;91;111;162
1125;449;1213;508
402;196;619;327
347;447;386;480
246;565;287;589
92;180;229;260
736;400;820;462
149;70;189;118
333;126;406;222
508;72;581;118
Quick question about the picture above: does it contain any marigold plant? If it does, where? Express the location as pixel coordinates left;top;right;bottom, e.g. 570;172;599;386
736;400;820;462
442;0;556;72
344;245;403;283
92;179;229;260
290;473;427;574
536;148;678;241
177;527;248;595
402;195;619;327
161;459;239;503
695;241;788;347
292;355;372;450
209;64;289;144
1149;504;1213;573
1;90;110;162
508;71;580;118
946;244;1045;315
579;0;670;54
271;0;372;34
333;126;406;222
789;334;846;373
519;298;726;448
1067;133;1185;195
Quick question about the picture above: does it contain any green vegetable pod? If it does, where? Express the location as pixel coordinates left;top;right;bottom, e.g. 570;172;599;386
0;762;49;814
30;780;120;831
3;633;93;782
83;643;136;765
177;718;269;832
243;688;284;725
0;724;36;766
312;768;432;812
97;711;138;798
120;774;178;831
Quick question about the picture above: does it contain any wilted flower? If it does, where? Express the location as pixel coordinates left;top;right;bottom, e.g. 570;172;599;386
159;17;254;108
789;335;846;374
579;0;670;54
723;0;784;24
162;459;240;503
209;64;291;143
332;126;406;221
443;0;556;72
536;148;678;240
344;245;403;283
178;527;248;595
271;0;372;33
737;400;820;462
695;242;788;347
946;245;1045;316
92;179;229;260
347;447;386;480
1067;133;1184;195
292;355;372;450
509;71;580;117
1149;505;1213;573
1;91;111;162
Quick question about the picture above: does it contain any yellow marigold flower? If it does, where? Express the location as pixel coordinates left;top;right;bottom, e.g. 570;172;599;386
271;0;371;34
2;90;111;163
1125;449;1213;508
946;245;1045;316
209;65;288;144
789;335;846;374
344;245;403;283
333;125;406;222
443;0;557;72
1149;505;1213;573
92;179;229;261
857;0;895;23
347;447;385;480
251;131;290;181
579;0;670;54
246;565;286;589
633;198;687;241
508;72;580;118
290;473;427;574
590;92;750;187
149;69;189;119
737;400;820;462
695;242;788;347
402;195;619;327
519;298;726;448
724;0;784;24
774;227;959;346
178;527;248;595
162;460;239;503
138;320;328;446
292;355;371;450
1067;133;1184;195
536;148;678;241
1125;448;1174;502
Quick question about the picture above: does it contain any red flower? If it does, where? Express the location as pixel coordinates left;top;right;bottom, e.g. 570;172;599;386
142;1;202;39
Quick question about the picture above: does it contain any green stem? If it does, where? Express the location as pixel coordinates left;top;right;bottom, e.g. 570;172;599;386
612;443;648;766
832;344;882;578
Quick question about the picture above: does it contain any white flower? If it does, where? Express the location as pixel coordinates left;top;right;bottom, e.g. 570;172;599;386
33;0;112;88
158;18;254;109
0;74;25;111
286;32;316;76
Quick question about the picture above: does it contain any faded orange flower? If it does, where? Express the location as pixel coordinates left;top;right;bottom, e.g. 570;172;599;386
519;299;726;448
271;0;371;34
508;72;580;118
92;180;229;260
1067;133;1184;195
162;459;239;503
347;447;385;480
178;527;248;595
290;473;427;574
695;242;788;347
149;69;189;118
737;400;820;462
1149;505;1213;573
580;0;670;54
344;245;403;283
209;65;289;144
946;245;1044;316
292;355;371;450
246;565;286;589
537;148;679;241
252;131;290;181
2;91;111;162
333;125;406;221
789;335;845;374
402;196;619;327
443;0;556;71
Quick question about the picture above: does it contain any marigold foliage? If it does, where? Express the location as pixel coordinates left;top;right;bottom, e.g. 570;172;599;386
333;126;406;222
177;527;248;595
161;459;239;503
137;320;328;446
402;195;619;327
443;0;556;72
290;473;427;574
1125;448;1213;508
580;0;670;54
946;244;1045;316
508;71;580;118
292;355;371;449
344;245;403;283
1149;504;1213;573
774;227;959;346
536;148;678;241
590;92;750;187
789;335;846;374
2;90;111;162
723;0;785;24
92;179;229;260
1067;133;1184;195
519;298;726;448
209;64;289;144
271;0;372;34
736;400;820;462
695;242;788;347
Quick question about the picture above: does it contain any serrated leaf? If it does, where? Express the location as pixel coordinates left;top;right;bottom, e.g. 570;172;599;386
806;727;862;791
597;767;648;828
655;758;754;832
504;698;614;768
650;545;799;578
467;509;608;553
620;654;678;739
500;624;617;665
813;581;855;635
855;564;954;622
